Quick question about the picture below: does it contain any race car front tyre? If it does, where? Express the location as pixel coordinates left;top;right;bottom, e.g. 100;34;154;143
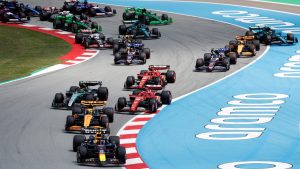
104;6;112;12
161;14;169;20
77;146;87;163
140;52;147;64
148;98;158;113
69;86;79;93
245;30;254;36
53;19;62;29
103;107;114;123
166;70;176;83
72;105;82;115
117;147;126;164
196;58;204;69
119;25;127;35
98;87;109;101
54;93;64;103
161;90;172;105
73;135;86;152
89;8;96;17
100;116;109;128
142;48;151;59
66;115;75;127
152;28;161;38
204;53;211;65
75;33;83;44
109;136;120;146
117;97;127;110
114;53;122;64
228;52;237;64
287;33;295;43
253;40;260;51
125;76;135;88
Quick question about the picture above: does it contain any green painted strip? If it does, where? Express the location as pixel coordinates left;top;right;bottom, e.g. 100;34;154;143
254;0;300;5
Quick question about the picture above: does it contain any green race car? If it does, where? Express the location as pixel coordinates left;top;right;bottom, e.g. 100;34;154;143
53;11;102;33
122;7;172;25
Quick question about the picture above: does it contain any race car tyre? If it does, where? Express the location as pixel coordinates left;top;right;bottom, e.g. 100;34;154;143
113;9;117;14
287;33;295;42
35;6;42;12
119;48;127;54
69;86;79;93
53;19;62;29
132;89;143;95
72;105;82;115
253;40;260;51
195;58;204;69
122;12;132;20
229;52;237;64
142;48;151;59
84;38;90;49
66;115;75;127
91;22;99;30
222;59;230;70
98;87;109;101
116;146;126;164
63;5;72;11
100;116;109;128
125;76;135;88
71;23;78;33
245;30;254;36
54;93;64;103
264;35;272;45
161;14;168;20
229;40;238;50
75;33;83;44
114;52;122;64
166;70;176;83
2;13;9;23
19;12;26;18
40;11;49;21
161;90;172;105
104;6;112;12
109;136;120;146
85;94;95;101
249;44;256;56
89;8;96;17
113;44;119;54
77;146;87;163
73;135;86;152
49;14;58;22
204;53;211;64
140;52;147;64
103;107;114;123
117;97;127;110
148;98;158;113
107;37;114;44
152;28;161;38
119;25;127;35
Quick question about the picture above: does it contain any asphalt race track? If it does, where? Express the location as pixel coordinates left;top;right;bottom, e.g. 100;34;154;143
0;1;267;169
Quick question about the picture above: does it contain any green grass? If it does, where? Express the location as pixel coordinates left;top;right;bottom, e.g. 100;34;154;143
0;26;71;82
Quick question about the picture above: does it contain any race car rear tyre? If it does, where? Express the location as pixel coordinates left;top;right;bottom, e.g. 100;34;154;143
119;25;127;35
103;107;114;123
100;116;109;128
245;30;254;36
140;52;147;64
109;136;120;146
148;98;158;113
72;105;82;115
54;93;64;103
73;135;86;152
152;28;161;38
125;76;135;88
113;44;119;54
40;11;49;21
98;87;109;101
161;90;172;105
85;94;95;101
89;8;96;17
104;6;112;12
122;12;132;20
66;115;75;127
107;37;114;45
35;6;42;12
195;58;204;69
264;35;272;45
229;52;237;64
75;33;83;44
161;14;169;20
229;40;238;50
166;70;176;83
114;52;122;64
249;45;256;56
117;146;126;164
142;48;151;59
117;97;127;110
253;40;260;51
69;86;79;93
204;53;211;65
77;146;87;163
2;13;9;23
53;19;62;29
287;33;294;41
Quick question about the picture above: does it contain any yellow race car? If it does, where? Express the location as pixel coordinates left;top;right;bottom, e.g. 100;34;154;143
65;101;114;134
228;35;260;57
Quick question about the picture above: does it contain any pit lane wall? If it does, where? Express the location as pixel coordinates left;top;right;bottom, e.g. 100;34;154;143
94;0;300;168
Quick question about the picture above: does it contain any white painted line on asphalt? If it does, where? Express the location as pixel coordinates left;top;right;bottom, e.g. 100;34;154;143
126;147;137;154
136;114;156;118
85;49;98;52
127;121;148;126
21;24;36;27
57;31;72;35
120;138;136;144
69;35;75;38
76;56;90;60
125;158;143;165
119;129;140;135
82;52;96;56
39;27;54;31
65;60;82;64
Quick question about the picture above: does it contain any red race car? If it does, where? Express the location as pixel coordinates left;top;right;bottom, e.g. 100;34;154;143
124;65;176;90
115;88;172;113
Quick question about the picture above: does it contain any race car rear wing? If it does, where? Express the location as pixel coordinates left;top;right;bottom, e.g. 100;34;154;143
235;35;255;41
79;81;102;86
148;65;170;70
80;100;107;107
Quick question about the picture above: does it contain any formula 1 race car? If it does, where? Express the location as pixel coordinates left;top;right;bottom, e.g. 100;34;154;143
119;21;161;39
65;101;113;134
1;0;38;16
39;6;60;21
0;8;29;22
53;11;101;33
122;7;172;25
75;132;126;166
246;26;298;45
114;46;148;65
116;88;172;113
52;81;109;109
195;48;234;72
81;32;116;49
62;0;116;17
228;35;260;57
124;65;176;90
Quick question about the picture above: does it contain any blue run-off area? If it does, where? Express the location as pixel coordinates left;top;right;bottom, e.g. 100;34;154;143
94;0;300;168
